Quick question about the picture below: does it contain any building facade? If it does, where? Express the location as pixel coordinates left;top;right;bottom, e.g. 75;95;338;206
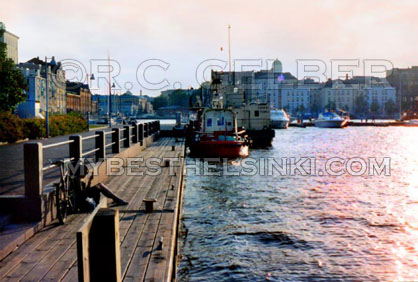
16;57;66;118
0;22;19;63
386;67;418;112
93;92;153;117
66;81;92;115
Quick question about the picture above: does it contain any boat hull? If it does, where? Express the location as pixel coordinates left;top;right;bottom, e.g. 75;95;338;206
315;120;347;128
271;120;289;129
189;141;249;158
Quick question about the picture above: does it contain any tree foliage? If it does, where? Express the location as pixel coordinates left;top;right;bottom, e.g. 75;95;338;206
168;90;189;107
0;27;27;112
354;94;368;115
384;98;396;117
370;98;380;116
151;96;168;110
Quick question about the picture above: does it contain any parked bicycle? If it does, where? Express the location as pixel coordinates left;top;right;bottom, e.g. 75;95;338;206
49;158;79;224
50;158;128;224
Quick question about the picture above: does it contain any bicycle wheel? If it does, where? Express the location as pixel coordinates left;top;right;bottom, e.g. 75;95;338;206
56;181;68;224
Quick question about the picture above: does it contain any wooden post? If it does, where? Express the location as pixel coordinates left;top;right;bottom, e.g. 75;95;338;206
69;135;83;162
132;124;138;144
138;123;144;145
123;126;130;148
24;142;43;197
144;123;148;137
89;209;121;282
112;128;120;154
95;131;106;162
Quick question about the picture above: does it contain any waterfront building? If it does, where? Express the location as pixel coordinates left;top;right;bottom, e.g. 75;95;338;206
16;57;66;118
0;22;19;63
386;67;418;112
93;91;153;117
65;81;93;115
321;76;396;117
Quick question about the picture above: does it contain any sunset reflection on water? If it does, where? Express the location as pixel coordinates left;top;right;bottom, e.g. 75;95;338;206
180;127;418;281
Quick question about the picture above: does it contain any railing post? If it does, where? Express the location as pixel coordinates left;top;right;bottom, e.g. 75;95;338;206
89;208;121;282
132;124;138;144
123;126;130;148
144;123;148;138
96;131;106;162
24;142;43;197
69;135;83;162
138;123;144;145
112;128;120;154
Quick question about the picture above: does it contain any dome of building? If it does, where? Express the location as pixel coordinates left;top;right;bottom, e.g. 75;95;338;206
272;59;283;73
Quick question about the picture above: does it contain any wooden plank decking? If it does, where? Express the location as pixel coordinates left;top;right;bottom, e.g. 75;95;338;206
0;137;185;281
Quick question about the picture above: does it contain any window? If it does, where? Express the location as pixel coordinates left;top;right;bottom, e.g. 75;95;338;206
254;110;259;117
207;118;212;127
217;116;225;126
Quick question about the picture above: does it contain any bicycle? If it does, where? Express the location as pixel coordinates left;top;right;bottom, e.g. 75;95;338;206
49;158;78;224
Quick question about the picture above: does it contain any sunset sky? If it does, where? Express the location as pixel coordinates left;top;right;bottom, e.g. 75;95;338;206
1;0;418;96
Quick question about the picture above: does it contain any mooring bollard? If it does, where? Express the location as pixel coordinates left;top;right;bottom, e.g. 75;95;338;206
163;159;170;167
172;145;175;151
143;199;157;213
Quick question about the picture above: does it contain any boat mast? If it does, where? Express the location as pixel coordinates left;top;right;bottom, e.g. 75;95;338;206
228;24;232;73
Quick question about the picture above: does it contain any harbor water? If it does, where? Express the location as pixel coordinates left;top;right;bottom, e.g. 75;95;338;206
178;127;418;281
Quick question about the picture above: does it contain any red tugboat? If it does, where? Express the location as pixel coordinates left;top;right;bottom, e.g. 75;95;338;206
188;108;250;158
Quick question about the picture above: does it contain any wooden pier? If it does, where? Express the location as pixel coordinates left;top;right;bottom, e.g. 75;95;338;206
0;137;185;281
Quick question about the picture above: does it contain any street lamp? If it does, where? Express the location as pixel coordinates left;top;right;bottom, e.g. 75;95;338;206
45;56;56;138
109;82;115;127
86;73;95;130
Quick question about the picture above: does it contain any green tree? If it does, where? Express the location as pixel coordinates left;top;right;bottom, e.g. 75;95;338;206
370;98;380;116
0;26;27;112
168;89;189;107
354;94;368;115
151;96;168;110
384;98;396;118
325;100;336;111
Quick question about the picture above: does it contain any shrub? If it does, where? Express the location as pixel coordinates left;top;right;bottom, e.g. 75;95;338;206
0;112;88;143
0;112;24;143
23;118;45;139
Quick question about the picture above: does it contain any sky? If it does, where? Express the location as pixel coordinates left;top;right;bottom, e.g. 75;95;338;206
1;0;418;96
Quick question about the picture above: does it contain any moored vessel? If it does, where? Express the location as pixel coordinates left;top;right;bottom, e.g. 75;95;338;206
314;112;348;128
270;109;290;129
188;108;250;158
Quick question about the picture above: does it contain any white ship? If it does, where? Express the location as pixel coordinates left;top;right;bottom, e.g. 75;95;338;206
270;109;290;129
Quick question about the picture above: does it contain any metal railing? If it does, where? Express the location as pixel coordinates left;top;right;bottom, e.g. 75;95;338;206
23;121;160;198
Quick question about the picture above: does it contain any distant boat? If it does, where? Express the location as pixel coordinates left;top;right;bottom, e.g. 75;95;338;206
188;108;250;158
405;119;418;125
270;109;290;129
314;112;348;128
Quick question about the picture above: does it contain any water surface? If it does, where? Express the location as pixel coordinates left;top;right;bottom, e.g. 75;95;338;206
179;127;418;281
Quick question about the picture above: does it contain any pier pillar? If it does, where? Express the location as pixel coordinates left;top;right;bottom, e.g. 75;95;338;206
69;135;83;162
95;131;106;162
123;126;130;148
112;128;120;154
89;209;121;282
24;142;43;197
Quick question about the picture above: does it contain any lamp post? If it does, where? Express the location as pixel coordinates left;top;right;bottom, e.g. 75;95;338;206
45;56;56;138
86;73;95;130
109;82;115;127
